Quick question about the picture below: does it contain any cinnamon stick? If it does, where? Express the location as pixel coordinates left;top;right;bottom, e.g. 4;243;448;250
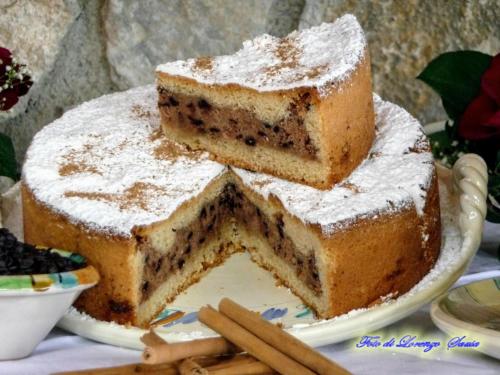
53;362;178;375
141;329;168;347
198;305;315;375
53;357;227;375
142;336;239;364
207;361;275;375
204;354;256;370
178;358;208;375
219;298;350;375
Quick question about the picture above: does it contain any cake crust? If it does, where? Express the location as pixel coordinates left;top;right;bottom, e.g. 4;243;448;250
22;183;139;325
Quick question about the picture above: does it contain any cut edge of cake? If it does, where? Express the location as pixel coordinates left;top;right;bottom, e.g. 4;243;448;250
22;165;440;328
155;14;375;189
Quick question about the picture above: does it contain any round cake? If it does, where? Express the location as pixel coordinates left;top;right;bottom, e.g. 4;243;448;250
22;85;440;327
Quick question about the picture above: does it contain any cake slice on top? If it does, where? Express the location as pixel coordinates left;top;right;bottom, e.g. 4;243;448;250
156;14;375;190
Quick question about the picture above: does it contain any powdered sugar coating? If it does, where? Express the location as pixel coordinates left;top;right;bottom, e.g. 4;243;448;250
23;85;227;238
234;95;434;235
156;14;366;97
23;86;433;239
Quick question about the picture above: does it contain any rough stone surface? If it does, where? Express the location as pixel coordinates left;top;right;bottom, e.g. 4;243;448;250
0;0;78;117
103;0;277;89
266;0;305;37
299;0;500;124
0;0;116;165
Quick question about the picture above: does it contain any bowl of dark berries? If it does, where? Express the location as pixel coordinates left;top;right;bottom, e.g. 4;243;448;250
0;228;99;360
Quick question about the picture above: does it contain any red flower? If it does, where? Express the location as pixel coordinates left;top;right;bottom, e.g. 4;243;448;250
458;53;500;141
0;47;12;76
0;47;33;111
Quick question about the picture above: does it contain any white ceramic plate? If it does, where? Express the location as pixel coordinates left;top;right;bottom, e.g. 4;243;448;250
430;277;500;359
57;153;489;349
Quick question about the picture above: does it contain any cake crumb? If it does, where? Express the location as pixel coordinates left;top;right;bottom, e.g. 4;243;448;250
338;182;361;193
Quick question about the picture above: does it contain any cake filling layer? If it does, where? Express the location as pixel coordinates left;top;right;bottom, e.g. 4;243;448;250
158;88;318;159
139;183;321;302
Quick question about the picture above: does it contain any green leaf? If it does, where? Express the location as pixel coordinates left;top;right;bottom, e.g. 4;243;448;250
428;129;451;146
428;127;470;168
417;51;492;121
495;151;500;174
443;119;458;140
487;171;500;223
0;132;17;180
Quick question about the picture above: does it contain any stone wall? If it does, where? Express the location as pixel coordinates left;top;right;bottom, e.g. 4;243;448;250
1;0;498;165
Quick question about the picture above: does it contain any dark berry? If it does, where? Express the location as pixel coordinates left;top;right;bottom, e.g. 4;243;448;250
188;116;204;126
0;228;85;275
198;99;211;110
169;97;179;106
244;136;256;146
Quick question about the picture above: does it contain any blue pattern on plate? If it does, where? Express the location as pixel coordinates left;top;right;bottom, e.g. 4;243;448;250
261;307;287;320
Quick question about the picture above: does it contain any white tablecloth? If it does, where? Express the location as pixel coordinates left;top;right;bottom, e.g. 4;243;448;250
2;223;499;375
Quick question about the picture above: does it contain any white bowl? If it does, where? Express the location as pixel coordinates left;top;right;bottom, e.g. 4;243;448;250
0;248;99;360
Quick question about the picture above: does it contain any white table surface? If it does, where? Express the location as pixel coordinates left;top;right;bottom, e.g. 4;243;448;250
2;223;499;375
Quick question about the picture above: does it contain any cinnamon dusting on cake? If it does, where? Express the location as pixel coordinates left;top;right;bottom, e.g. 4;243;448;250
192;57;213;72
131;104;153;119
149;129;203;161
270;37;301;72
59;162;100;176
250;178;276;189
64;191;114;203
59;144;102;176
64;182;171;211
302;64;329;80
157;15;367;96
263;37;328;84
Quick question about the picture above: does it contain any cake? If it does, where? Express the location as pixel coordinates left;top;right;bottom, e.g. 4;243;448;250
21;86;440;327
156;14;374;190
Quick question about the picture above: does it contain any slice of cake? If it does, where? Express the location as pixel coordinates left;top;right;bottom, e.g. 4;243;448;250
22;86;440;327
156;14;374;189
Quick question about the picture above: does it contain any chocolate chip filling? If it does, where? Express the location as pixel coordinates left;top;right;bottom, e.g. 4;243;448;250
158;88;318;159
138;183;321;302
